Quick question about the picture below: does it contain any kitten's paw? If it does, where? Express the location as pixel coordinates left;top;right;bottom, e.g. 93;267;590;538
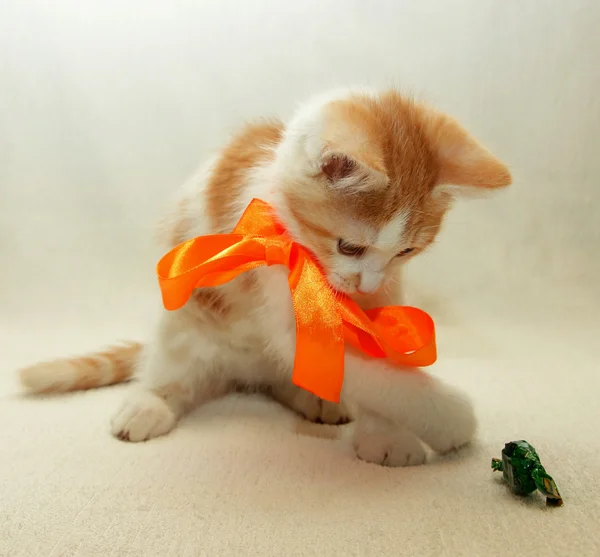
271;384;352;425
318;399;353;425
418;389;477;454
353;415;426;467
110;391;177;442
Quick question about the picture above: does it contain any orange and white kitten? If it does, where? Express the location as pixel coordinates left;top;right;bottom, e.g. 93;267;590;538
20;89;511;467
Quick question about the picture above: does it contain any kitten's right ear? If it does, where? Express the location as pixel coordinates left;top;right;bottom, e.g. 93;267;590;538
320;150;389;194
313;98;390;193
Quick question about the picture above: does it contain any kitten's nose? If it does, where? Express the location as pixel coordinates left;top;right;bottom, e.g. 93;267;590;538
358;272;383;295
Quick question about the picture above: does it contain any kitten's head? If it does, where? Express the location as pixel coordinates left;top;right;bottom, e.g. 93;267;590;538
273;90;511;296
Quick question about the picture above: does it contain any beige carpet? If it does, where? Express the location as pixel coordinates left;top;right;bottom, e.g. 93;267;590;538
2;311;600;556
2;1;600;555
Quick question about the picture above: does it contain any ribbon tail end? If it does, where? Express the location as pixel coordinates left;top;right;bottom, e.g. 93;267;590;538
291;376;341;404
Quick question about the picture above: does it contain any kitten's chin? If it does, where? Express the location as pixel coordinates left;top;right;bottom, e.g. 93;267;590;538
337;287;358;297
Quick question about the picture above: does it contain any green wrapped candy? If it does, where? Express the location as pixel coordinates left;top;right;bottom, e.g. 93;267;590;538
492;440;563;506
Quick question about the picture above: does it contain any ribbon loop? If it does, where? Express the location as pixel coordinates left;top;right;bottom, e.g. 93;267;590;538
157;199;436;403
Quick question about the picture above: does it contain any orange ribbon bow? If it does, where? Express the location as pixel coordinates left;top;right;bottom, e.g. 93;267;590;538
156;199;436;403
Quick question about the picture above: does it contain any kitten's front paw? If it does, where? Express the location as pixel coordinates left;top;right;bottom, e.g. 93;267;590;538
418;388;477;454
318;399;353;425
111;390;177;442
353;415;426;467
271;384;353;425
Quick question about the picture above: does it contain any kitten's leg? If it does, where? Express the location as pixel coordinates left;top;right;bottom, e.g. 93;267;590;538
342;354;477;455
353;410;426;467
256;268;352;425
111;312;228;442
269;382;353;425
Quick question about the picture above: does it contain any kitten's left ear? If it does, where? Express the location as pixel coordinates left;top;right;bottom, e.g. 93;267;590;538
423;109;512;195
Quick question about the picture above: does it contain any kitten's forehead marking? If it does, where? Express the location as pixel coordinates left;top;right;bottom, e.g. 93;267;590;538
345;216;378;246
375;211;409;250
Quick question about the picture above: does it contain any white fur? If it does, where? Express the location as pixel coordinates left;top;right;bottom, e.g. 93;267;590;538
111;90;477;464
353;411;427;467
377;213;409;250
21;361;81;392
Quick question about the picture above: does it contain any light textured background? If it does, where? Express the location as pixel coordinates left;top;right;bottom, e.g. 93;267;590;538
1;1;599;555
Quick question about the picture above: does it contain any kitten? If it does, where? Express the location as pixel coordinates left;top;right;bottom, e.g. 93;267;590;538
19;89;511;467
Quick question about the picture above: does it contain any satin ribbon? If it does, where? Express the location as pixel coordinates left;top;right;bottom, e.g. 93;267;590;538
156;199;436;403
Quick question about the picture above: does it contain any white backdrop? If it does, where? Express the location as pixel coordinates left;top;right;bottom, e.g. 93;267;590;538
2;2;600;555
2;0;599;333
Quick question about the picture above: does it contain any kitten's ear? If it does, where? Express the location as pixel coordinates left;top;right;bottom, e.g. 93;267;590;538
423;109;512;195
317;103;389;193
320;150;389;194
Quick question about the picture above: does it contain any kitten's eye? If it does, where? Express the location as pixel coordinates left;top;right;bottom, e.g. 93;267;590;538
337;239;366;257
397;247;415;257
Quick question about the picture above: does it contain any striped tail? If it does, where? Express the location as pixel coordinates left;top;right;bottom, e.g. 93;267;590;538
19;341;143;394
